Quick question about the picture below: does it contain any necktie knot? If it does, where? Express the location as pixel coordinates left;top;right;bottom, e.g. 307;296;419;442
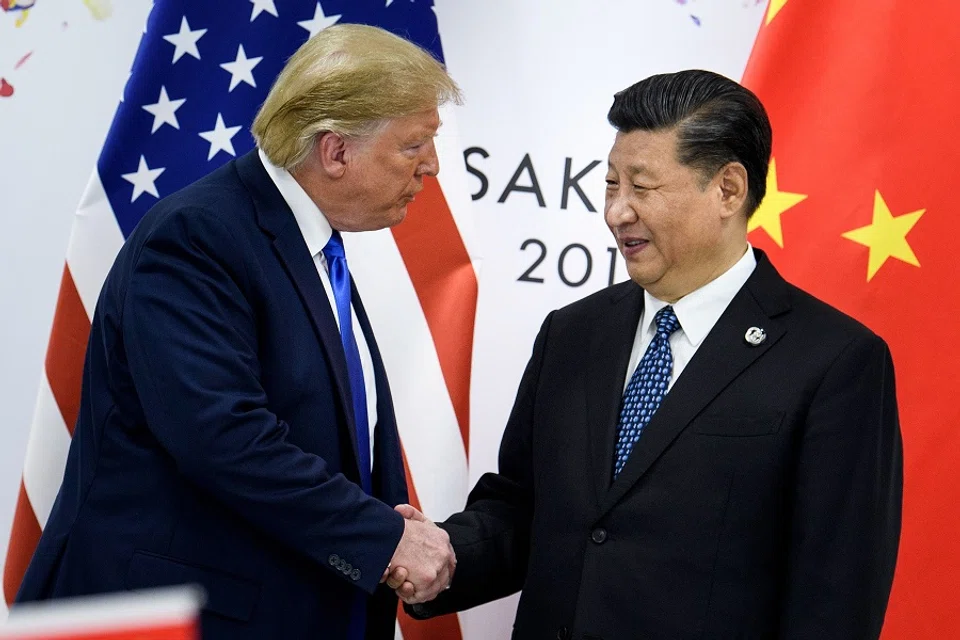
323;230;346;261
654;305;680;337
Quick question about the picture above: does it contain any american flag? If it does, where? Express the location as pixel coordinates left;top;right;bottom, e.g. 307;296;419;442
2;2;477;638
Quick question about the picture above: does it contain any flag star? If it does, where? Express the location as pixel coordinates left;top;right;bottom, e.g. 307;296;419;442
121;156;165;202
766;0;788;25
199;113;242;161
748;158;807;248
842;190;925;281
142;86;186;133
250;0;278;21
220;45;262;92
298;2;341;38
162;16;206;63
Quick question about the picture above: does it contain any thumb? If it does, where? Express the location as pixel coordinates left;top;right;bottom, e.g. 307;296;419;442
395;503;428;522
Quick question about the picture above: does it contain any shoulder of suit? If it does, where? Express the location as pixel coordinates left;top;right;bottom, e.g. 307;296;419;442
751;250;885;347
129;160;255;245
552;280;640;320
776;279;885;346
113;165;261;286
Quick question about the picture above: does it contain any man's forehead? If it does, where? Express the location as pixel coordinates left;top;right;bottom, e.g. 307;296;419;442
386;110;441;136
607;129;678;173
607;159;657;176
607;153;663;177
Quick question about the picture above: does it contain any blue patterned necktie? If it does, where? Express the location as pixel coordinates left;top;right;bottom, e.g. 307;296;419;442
322;231;372;495
613;306;681;479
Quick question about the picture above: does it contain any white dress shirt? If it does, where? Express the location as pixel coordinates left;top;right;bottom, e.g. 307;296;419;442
624;246;758;393
258;150;377;469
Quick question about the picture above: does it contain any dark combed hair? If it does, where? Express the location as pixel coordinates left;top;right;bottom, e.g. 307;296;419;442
607;69;772;217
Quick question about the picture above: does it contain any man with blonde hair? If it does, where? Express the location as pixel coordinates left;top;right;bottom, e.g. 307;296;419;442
16;23;460;640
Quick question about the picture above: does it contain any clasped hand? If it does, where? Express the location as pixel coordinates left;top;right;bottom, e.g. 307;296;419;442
380;504;455;604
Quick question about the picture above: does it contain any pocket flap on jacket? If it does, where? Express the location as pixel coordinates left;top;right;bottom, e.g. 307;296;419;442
126;550;260;622
691;411;784;437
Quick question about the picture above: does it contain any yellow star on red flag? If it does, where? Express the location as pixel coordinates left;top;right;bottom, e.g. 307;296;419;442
748;158;807;248
766;0;789;25
841;190;925;281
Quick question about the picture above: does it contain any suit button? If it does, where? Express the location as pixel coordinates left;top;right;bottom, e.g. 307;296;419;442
351;568;361;581
343;562;353;574
591;528;607;544
556;627;570;640
329;554;340;566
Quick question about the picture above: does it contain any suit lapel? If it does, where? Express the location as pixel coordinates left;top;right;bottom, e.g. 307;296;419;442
586;283;645;510
352;283;408;505
599;251;792;517
234;151;364;479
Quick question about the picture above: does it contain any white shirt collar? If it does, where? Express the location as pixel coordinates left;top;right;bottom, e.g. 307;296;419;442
258;148;332;258
642;245;757;347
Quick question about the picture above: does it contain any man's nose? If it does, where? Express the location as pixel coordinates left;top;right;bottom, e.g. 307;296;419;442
418;141;439;177
604;193;637;226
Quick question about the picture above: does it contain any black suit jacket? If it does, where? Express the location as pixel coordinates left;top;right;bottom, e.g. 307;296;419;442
414;250;902;640
17;151;408;640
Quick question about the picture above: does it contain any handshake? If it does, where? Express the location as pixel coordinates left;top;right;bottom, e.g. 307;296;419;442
380;504;456;605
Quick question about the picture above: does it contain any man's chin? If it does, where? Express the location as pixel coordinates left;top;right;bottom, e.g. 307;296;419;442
355;207;407;231
625;265;663;289
389;205;408;226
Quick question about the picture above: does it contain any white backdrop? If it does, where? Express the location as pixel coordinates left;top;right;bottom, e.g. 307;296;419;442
0;0;155;596
437;4;763;633
0;1;764;636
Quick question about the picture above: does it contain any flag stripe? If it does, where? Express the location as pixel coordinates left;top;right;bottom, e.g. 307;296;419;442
430;110;481;267
2;483;41;607
396;446;464;640
43;266;90;437
397;600;464;640
66;172;126;317
391;176;477;455
346;226;469;520
22;376;72;529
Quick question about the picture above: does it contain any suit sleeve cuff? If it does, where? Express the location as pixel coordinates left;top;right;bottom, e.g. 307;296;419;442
327;503;405;595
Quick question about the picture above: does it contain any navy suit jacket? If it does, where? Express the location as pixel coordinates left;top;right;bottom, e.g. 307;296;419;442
16;151;409;639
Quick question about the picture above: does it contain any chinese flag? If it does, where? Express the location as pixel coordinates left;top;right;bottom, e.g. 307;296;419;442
742;1;960;637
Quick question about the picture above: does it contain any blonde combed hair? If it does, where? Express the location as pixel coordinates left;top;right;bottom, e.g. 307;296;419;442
252;23;462;170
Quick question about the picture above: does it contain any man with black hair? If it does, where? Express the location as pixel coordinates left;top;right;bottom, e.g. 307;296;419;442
395;69;902;640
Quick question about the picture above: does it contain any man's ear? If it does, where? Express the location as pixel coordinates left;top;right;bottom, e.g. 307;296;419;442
716;162;749;219
315;131;348;179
